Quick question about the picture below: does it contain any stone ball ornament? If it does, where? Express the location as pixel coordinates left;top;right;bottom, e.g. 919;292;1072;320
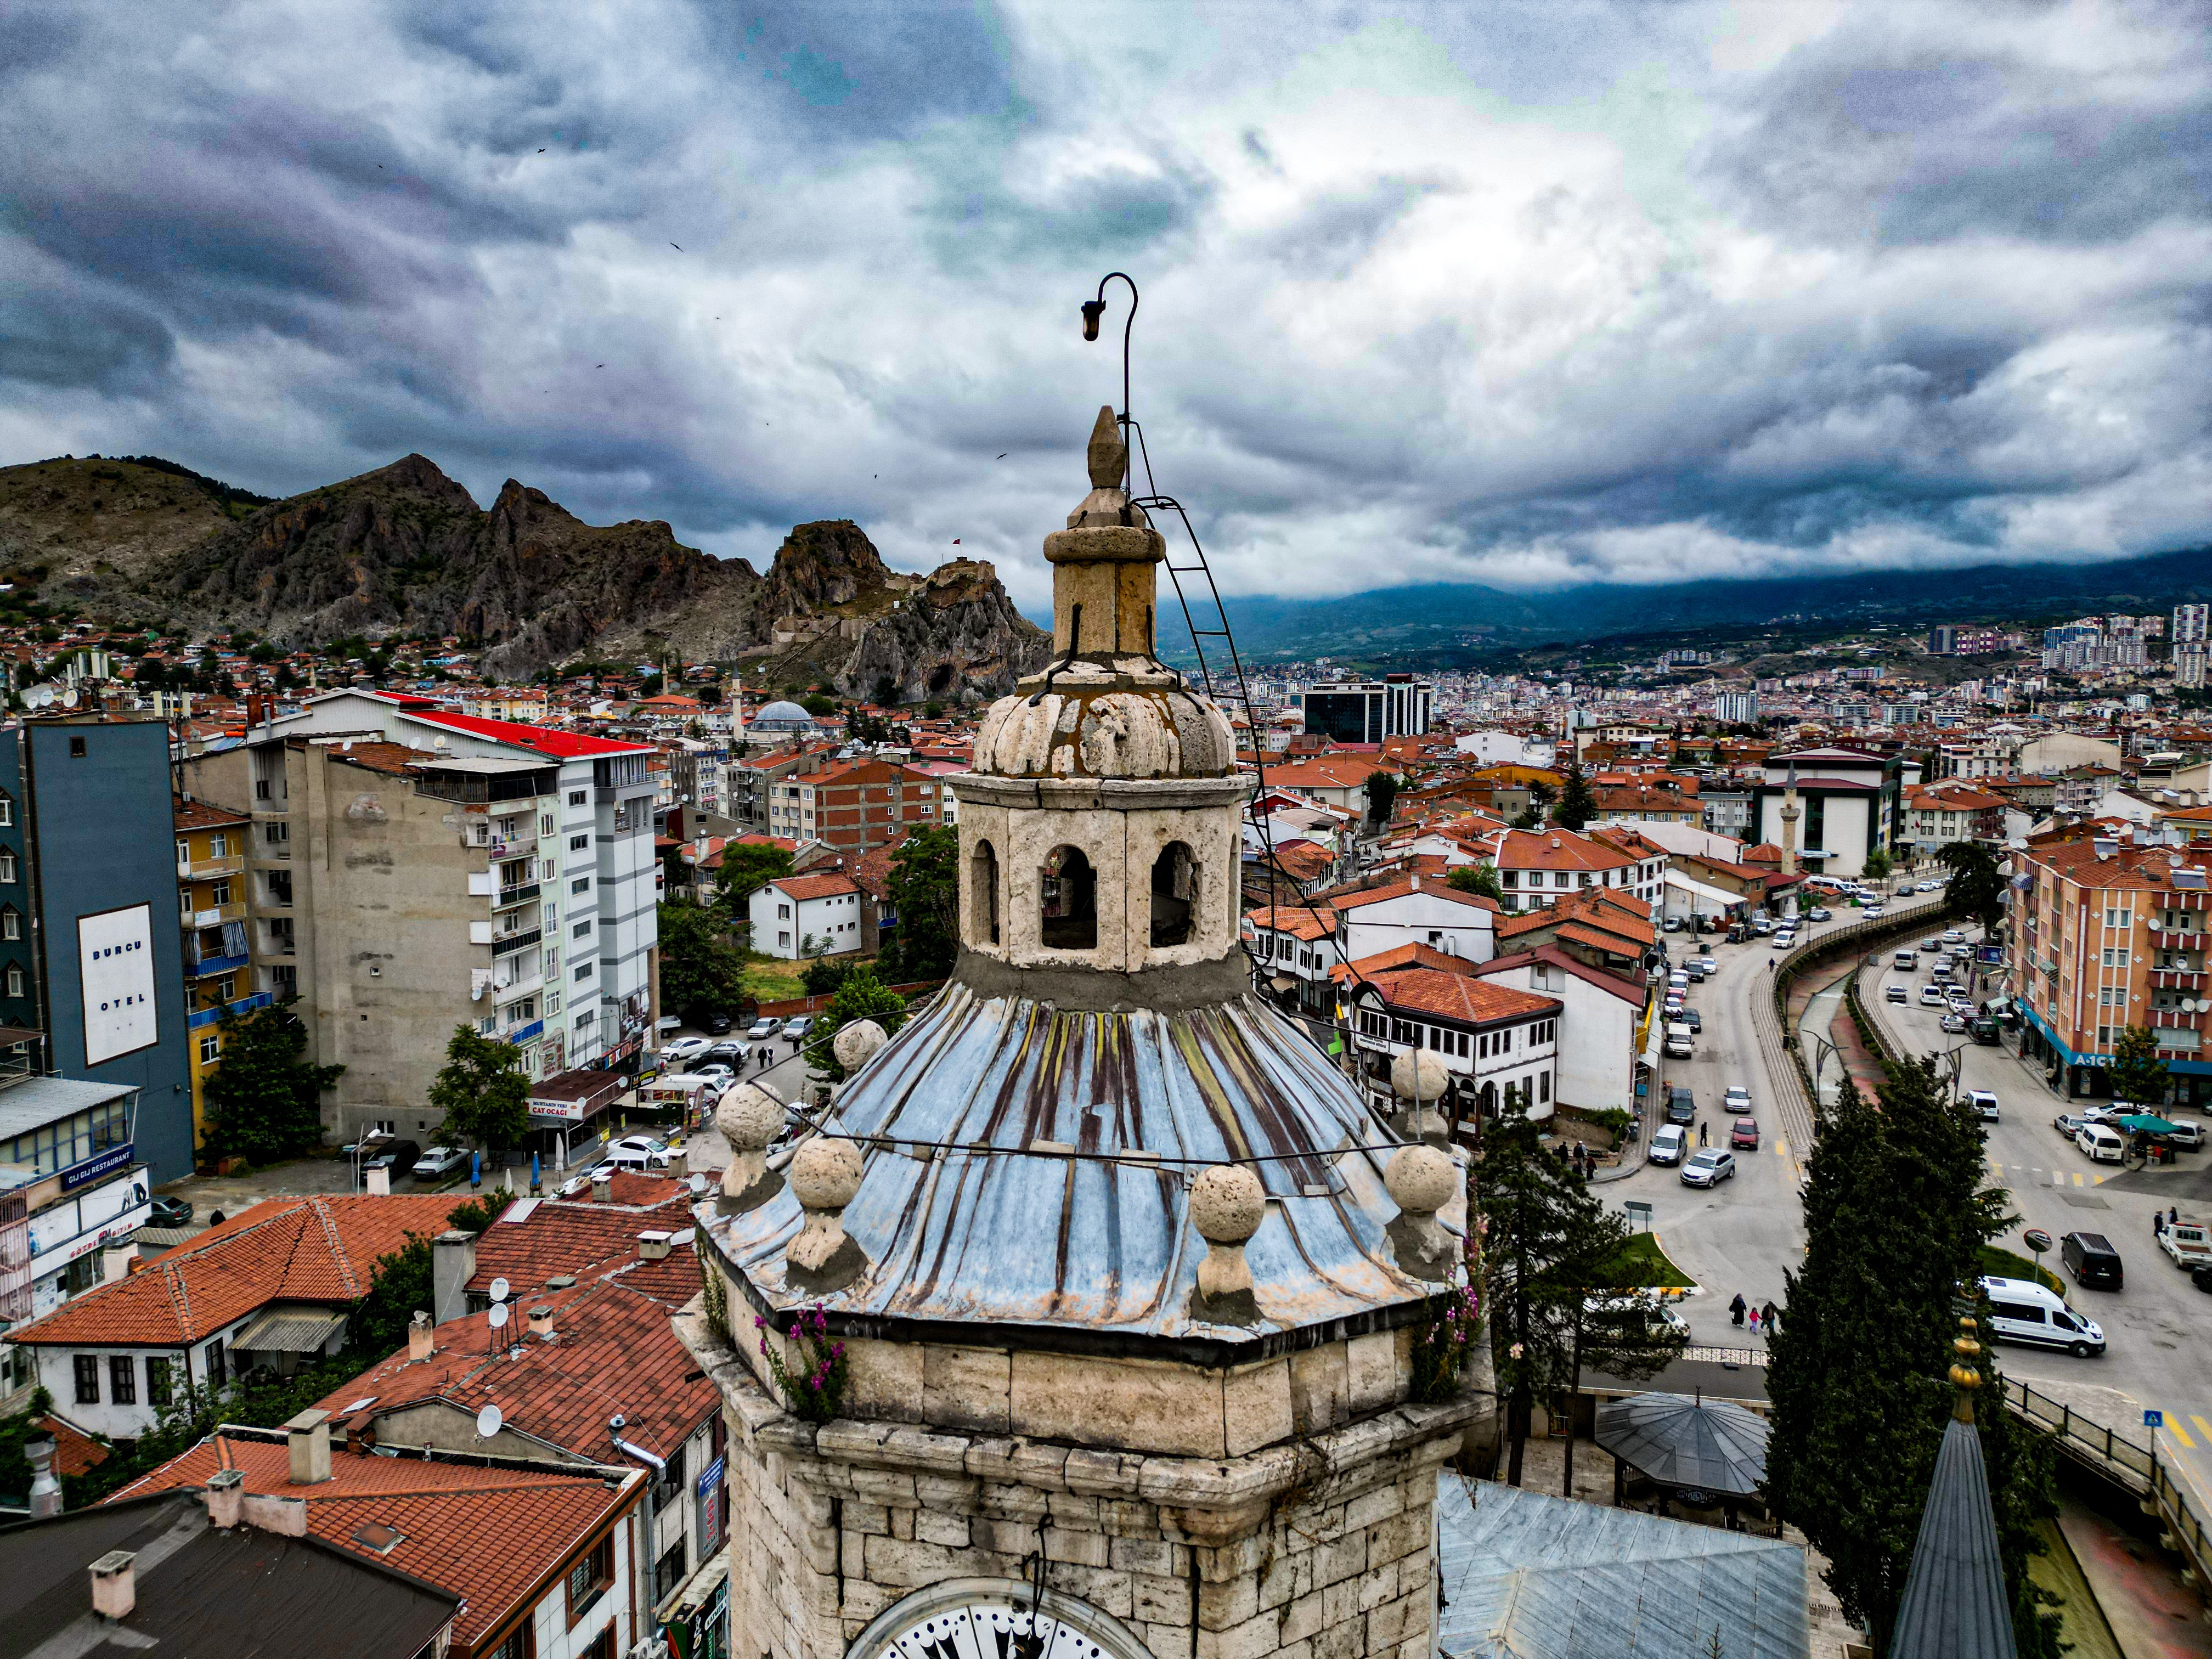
790;1136;865;1214
716;1083;784;1152
1389;1048;1451;1104
1189;1163;1265;1244
832;1018;889;1073
1384;1144;1457;1215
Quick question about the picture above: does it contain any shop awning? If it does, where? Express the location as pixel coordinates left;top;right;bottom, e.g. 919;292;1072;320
232;1307;349;1355
1661;872;1751;912
2119;1113;2181;1135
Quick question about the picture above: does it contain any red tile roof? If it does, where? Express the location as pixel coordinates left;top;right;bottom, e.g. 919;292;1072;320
1321;877;1498;914
10;1195;455;1348
110;1434;640;1650
1329;943;1482;983
769;872;862;902
1244;906;1336;941
1353;969;1560;1025
467;1193;694;1297
1494;828;1637;873
173;796;249;831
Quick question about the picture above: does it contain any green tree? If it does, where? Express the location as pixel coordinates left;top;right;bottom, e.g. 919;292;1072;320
1511;806;1543;830
871;673;899;708
1363;770;1399;826
445;1188;517;1235
877;824;960;983
1552;764;1596;832
658;901;747;1019
427;1026;531;1152
803;966;910;1081
1765;1057;2056;1654
802;956;857;997
714;841;795;919
800;692;837;717
2110;1024;2170;1108
1474;1115;1683;1486
1937;840;2006;933
346;1232;436;1359
1447;863;1504;902
1862;847;1894;884
199;998;343;1164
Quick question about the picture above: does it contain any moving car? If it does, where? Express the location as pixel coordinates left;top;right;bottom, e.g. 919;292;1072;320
1680;1150;1736;1188
1681;1008;1702;1034
1918;985;1946;1007
1729;1117;1760;1150
2060;1231;2124;1290
1895;949;1920;969
1663;1023;1694;1060
1751;917;1774;935
1808;906;1832;922
747;1017;783;1041
1692;957;1717;975
1664;1085;1696;1126
1966;1090;1999;1122
1725;924;1749;943
1770;930;1796;950
1970;1017;2001;1045
2158;1217;2212;1272
1939;1012;1969;1034
1887;984;1909;1005
1861;904;1886;919
1723;1085;1752;1113
1649;1124;1688;1166
148;1195;194;1228
1921;936;1944;952
1943;929;1965;945
695;1062;736;1085
1916;879;1941;892
1977;1275;2105;1356
1684;962;1707;983
411;1145;470;1180
706;1040;749;1068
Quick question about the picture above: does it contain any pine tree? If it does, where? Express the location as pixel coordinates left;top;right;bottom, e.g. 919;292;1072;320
1553;763;1597;832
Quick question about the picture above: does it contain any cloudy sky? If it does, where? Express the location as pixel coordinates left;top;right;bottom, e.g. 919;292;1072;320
3;1;2209;612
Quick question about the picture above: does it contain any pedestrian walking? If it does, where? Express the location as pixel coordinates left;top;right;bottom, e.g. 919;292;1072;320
1748;1306;1761;1335
1698;1121;1708;1148
1762;1301;1779;1333
2157;1210;2167;1237
1728;1293;1747;1327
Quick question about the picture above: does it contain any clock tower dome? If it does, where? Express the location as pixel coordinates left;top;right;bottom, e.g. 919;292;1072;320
679;404;1491;1659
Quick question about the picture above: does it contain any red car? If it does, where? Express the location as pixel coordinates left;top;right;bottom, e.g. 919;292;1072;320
1729;1117;1760;1150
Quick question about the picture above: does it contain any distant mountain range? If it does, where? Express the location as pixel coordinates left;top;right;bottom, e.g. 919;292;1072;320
1125;545;2212;670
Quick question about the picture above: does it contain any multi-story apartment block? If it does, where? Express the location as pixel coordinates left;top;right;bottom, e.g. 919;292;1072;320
2176;604;2210;690
1300;675;1434;744
761;755;943;853
726;743;830;836
1899;782;2005;859
1713;689;1759;725
1700;789;1752;839
174;798;259;1145
1931;735;2022;780
1750;747;1906;879
2011;834;2212;1107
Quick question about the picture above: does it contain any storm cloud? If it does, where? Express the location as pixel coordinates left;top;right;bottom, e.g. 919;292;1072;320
2;0;2208;612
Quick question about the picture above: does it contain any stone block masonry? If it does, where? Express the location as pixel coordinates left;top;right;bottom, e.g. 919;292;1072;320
676;1299;1486;1659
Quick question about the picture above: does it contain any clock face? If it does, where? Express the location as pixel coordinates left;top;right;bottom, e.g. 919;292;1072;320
848;1579;1152;1659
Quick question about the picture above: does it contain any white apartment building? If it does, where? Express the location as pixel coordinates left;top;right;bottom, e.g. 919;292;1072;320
272;692;659;1076
749;872;866;961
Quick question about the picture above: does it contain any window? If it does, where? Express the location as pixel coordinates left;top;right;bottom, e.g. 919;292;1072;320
176;838;190;866
0;909;17;941
654;1537;689;1602
1150;843;1197;948
263;821;288;848
1539;1073;1550;1103
1040;845;1097;950
541;814;555;835
68;736;86;758
200;1035;221;1065
209;879;231;906
0;851;15;882
777;903;791;920
146;1357;172;1408
567;1533;615;1622
572;876;591;894
482;1625;534;1659
572;919;592;938
205;1339;226;1389
574;963;592;981
1502;870;1519;887
74;1355;99;1404
110;1355;137;1404
570;834;590;851
569;790;588;806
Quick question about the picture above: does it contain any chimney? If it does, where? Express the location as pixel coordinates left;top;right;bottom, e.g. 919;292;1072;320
364;1165;391;1196
591;1170;613;1204
89;1550;136;1622
667;1147;688;1181
431;1231;476;1326
527;1304;555;1338
286;1410;332;1486
636;1229;672;1261
24;1436;60;1520
407;1309;434;1362
101;1244;136;1282
203;1467;244;1529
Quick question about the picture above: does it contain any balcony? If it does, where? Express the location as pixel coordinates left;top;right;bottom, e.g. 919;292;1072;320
186;901;247;928
188;991;274;1031
2150;968;2207;992
177;855;245;879
492;929;541;957
189;952;251;979
2151;1008;2205;1030
494;972;544;1004
494;882;540;910
500;1019;546;1046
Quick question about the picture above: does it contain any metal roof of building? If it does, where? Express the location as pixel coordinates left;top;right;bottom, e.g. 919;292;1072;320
233;1307;351;1354
1435;1477;1812;1659
1596;1392;1771;1497
0;1076;138;1138
1890;1417;2018;1659
701;981;1447;1356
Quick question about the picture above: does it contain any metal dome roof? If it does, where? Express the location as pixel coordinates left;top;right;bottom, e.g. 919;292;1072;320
750;699;815;725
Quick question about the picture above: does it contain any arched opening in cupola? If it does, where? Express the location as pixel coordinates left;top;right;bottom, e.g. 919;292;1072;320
1149;842;1197;947
1040;845;1097;950
969;840;1000;945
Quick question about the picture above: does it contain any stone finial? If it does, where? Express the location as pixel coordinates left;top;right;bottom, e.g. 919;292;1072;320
1390;1048;1452;1146
786;1136;867;1293
717;1083;786;1212
831;1018;889;1073
1087;404;1126;489
1384;1144;1459;1282
1189;1163;1266;1324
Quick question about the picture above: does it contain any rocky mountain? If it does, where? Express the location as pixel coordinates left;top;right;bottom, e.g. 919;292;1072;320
0;451;1048;696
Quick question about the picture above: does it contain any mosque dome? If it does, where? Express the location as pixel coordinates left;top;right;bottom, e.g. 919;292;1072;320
749;699;815;729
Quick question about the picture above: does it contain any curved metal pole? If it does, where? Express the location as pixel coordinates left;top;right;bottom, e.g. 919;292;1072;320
1080;271;1139;484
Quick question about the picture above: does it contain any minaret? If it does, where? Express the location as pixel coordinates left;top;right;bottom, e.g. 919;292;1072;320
1779;760;1801;877
681;402;1490;1659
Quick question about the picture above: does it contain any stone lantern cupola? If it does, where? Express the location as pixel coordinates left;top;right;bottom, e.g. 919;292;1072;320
679;399;1491;1659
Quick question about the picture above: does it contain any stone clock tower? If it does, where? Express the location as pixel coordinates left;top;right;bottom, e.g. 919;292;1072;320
679;407;1489;1659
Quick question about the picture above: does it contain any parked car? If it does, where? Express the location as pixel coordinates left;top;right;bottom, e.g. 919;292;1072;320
1663;1023;1695;1060
2052;1113;2084;1137
1584;1292;1691;1342
700;1011;733;1035
1751;917;1774;935
605;1136;673;1171
1729;1117;1760;1150
656;1013;683;1034
1649;1124;1688;1166
1970;1017;2001;1045
1664;1084;1696;1126
1662;916;1684;933
148;1195;194;1228
1978;1274;2106;1357
659;1036;712;1064
1807;906;1832;922
554;1164;616;1199
1668;969;1690;989
1725;924;1749;944
706;1040;749;1068
411;1145;470;1180
781;1015;815;1039
1692;956;1717;975
1684;962;1707;983
1966;1090;1999;1122
2158;1217;2212;1272
1680;1150;1737;1188
2061;1231;2124;1290
2076;1123;2127;1164
2157;1119;2207;1152
359;1140;421;1183
695;1062;736;1085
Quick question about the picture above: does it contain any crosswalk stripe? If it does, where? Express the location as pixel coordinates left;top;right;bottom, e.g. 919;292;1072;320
2191;1415;2212;1446
2170;1417;2198;1450
2072;1172;2084;1187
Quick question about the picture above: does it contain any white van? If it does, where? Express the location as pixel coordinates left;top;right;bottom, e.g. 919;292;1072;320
1663;1022;1695;1059
1976;1275;2106;1356
1649;1124;1688;1166
1894;949;1918;970
2076;1122;2126;1163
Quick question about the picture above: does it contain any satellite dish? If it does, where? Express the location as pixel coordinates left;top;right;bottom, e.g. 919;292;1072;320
475;1404;504;1440
488;1302;510;1329
687;1173;707;1195
26;687;53;709
488;1277;510;1304
61;689;78;708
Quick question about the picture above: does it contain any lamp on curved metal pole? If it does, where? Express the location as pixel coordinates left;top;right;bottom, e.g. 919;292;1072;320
1079;271;1141;480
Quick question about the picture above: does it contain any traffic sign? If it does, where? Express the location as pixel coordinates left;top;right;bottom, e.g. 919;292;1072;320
2023;1229;2052;1254
2145;1408;2165;1429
